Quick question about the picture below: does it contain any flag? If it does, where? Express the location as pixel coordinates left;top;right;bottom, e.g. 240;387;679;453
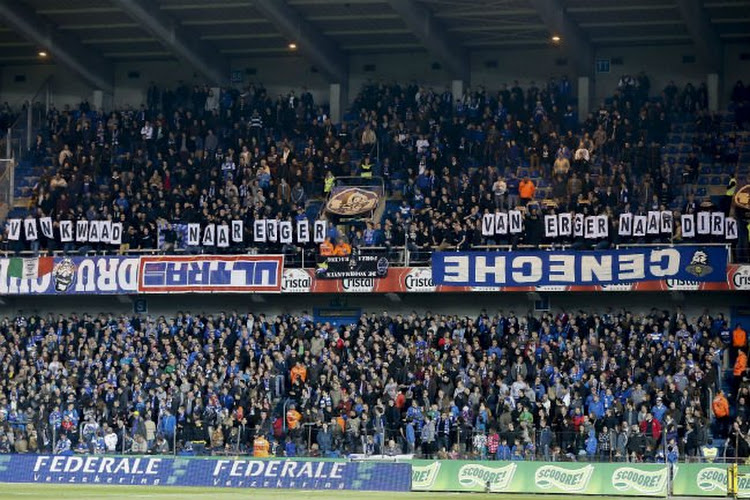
7;257;54;279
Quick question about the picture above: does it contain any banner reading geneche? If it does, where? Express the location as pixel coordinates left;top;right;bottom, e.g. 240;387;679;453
671;463;750;497
432;246;728;287
411;460;669;496
0;455;411;491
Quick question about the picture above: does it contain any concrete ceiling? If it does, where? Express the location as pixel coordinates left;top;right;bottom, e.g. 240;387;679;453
0;0;747;78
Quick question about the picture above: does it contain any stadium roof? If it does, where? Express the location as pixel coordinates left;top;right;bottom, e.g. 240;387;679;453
0;0;747;87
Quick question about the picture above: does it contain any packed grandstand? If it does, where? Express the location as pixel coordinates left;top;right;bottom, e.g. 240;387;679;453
1;77;749;264
0;307;747;464
0;74;749;467
0;1;749;499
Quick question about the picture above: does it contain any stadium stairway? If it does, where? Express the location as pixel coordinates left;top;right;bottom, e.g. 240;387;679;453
11;159;42;212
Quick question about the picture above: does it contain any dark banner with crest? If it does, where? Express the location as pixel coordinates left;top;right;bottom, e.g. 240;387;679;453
315;254;390;279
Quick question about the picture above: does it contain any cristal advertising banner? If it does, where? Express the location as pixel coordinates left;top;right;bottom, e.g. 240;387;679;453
0;455;411;491
411;460;669;497
137;255;283;293
282;265;749;293
0;257;746;295
432;246;728;287
315;254;389;279
671;463;750;497
0;256;139;295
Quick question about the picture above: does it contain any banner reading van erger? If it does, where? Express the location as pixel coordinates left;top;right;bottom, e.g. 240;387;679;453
0;455;411;491
432;246;727;287
411;460;668;496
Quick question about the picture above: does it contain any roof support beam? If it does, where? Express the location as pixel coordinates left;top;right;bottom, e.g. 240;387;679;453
0;0;113;92
111;0;230;86
529;0;594;76
251;0;348;83
675;0;723;73
385;0;470;82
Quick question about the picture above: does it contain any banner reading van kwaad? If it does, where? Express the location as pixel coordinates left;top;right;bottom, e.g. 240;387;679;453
672;463;750;497
411;460;669;496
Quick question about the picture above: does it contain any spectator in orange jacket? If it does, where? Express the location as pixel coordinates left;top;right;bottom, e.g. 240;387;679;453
286;404;302;431
712;390;730;437
734;324;747;348
320;238;334;256
519;177;536;206
734;351;747;397
333;241;351;256
732;323;747;364
290;361;307;384
735;350;748;378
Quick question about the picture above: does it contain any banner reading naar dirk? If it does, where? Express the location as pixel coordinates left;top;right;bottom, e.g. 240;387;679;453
138;255;283;293
432;246;727;287
0;256;139;295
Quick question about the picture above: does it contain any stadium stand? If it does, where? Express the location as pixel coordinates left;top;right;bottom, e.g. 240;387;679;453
0;308;747;462
2;77;749;264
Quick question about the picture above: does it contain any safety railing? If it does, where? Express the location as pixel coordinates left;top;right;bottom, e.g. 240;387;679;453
0;242;744;265
23;418;750;463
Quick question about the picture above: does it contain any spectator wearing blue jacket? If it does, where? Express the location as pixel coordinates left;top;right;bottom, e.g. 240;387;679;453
651;397;667;423
404;419;416;454
588;394;605;420
159;410;176;438
285;437;297;457
496;439;511;461
585;430;598;459
511;439;525;461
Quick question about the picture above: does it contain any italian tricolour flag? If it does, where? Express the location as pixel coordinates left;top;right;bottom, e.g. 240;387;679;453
7;257;54;279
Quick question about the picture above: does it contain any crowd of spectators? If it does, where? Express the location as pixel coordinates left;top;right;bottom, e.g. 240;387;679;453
1;76;748;258
0;307;747;463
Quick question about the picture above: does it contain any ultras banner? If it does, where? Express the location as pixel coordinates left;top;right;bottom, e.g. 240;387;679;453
137;255;283;293
411;460;668;496
0;455;411;491
432;246;728;287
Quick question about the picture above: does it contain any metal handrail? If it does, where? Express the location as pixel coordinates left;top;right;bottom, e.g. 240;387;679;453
0;242;739;264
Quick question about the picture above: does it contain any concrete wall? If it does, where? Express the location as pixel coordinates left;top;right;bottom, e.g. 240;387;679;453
1;291;744;320
1;43;748;113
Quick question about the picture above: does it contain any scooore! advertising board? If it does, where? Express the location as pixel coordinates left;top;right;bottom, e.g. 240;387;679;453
0;455;411;491
672;463;750;497
411;460;669;497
